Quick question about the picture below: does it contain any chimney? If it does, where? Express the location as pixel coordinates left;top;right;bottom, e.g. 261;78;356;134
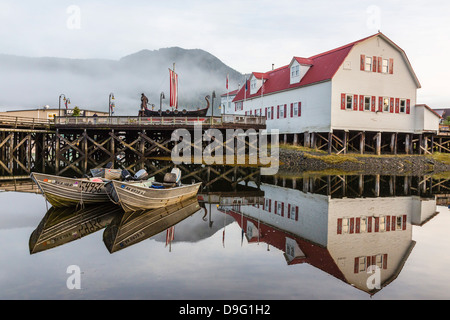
272;63;274;70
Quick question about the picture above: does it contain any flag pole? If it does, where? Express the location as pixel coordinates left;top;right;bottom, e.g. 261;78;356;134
226;73;229;115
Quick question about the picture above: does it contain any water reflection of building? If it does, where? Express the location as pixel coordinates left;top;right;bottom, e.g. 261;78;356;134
219;180;438;295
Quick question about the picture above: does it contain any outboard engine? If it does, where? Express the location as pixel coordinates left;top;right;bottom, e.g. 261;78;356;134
163;167;182;187
134;169;148;180
171;168;181;185
121;169;132;181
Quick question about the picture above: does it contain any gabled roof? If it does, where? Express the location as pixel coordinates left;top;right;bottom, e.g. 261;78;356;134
233;32;421;103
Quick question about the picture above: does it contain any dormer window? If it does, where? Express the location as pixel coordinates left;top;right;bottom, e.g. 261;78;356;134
291;65;300;77
250;78;257;90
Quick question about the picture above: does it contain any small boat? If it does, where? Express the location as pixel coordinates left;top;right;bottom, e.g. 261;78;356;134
139;95;210;117
105;168;202;213
90;162;122;180
31;172;110;208
29;203;123;254
103;197;201;253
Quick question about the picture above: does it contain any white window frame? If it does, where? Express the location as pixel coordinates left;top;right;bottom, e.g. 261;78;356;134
382;59;389;73
293;103;299;116
364;96;371;111
399;99;406;113
345;94;353;110
279;105;284;118
291;65;299;77
276;202;283;216
383;97;390;112
290;205;296;220
251;78;257;90
365;57;372;71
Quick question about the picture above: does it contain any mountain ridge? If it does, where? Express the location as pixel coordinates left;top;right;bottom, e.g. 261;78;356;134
0;47;243;115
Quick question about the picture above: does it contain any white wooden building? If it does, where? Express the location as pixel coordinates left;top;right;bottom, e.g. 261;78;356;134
231;33;442;154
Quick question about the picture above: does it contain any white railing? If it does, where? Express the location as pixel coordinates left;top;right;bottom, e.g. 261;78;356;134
55;115;266;126
0;115;53;128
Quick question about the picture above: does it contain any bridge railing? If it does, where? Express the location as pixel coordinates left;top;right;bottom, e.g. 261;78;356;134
55;115;266;126
0;115;53;128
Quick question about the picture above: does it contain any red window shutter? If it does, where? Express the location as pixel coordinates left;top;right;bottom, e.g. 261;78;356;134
341;93;346;110
372;56;377;72
391;216;396;231
277;105;279;119
383;254;388;269
349;217;354;234
355;217;360;233
360;54;365;71
271;106;274;120
274;201;277;214
284;104;287;118
337;218;342;234
378;57;382;73
367;256;372;267
295;206;298;221
406;99;411;114
235;103;237;111
265;107;268;119
359;95;364;111
298;102;301;117
390;98;394;113
288;204;291;219
290;103;293;117
375;217;380;232
281;203;284;217
386;215;391;231
402;215;407;230
378;96;383;112
389;58;394;74
371;96;376;112
269;199;271;212
395;98;400;113
354;257;359;273
367;217;372;232
353;95;358;110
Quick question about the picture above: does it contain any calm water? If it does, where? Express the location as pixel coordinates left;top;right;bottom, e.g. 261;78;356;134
0;174;449;300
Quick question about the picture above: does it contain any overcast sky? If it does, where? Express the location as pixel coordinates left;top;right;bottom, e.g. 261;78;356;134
1;0;449;107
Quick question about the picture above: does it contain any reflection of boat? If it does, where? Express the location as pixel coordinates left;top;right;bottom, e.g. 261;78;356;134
105;168;202;213
103;197;201;253
31;172;110;207
29;203;123;254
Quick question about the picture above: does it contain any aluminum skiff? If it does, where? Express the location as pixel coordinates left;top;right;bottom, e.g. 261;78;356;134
105;179;202;213
31;172;110;208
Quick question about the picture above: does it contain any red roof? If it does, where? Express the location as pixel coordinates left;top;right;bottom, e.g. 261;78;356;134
233;33;403;102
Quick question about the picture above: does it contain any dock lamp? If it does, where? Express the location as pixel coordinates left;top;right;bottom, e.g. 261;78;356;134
58;94;70;118
109;93;115;116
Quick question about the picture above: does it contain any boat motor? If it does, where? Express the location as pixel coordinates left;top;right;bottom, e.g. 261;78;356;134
134;169;148;180
121;169;132;181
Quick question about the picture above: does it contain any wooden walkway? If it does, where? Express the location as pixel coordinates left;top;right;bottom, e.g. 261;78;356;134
0;114;267;177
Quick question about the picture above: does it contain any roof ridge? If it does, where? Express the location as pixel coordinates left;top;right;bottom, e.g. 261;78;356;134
308;33;379;59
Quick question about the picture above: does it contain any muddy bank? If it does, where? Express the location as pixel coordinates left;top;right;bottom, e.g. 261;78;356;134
278;148;450;176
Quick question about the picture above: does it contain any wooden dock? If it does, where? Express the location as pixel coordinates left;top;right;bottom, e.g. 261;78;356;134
0;114;266;177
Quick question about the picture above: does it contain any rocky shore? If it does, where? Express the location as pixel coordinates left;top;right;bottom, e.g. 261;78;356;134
278;147;450;176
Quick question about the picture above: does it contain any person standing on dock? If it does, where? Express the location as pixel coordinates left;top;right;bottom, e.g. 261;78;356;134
141;93;149;111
